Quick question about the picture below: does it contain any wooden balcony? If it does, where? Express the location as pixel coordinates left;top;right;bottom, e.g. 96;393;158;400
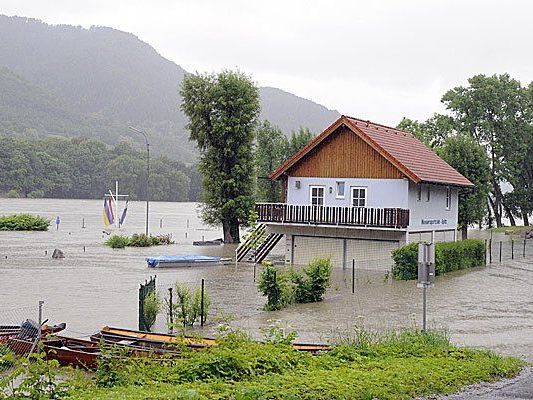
255;203;410;229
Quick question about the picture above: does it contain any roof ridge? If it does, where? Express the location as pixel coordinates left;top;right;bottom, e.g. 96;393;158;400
342;115;411;135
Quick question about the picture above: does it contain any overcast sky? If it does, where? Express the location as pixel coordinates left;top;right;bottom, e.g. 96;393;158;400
3;0;533;126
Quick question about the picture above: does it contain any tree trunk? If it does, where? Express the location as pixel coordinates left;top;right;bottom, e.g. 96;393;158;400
230;217;240;243
488;196;500;227
523;212;530;226
487;199;494;228
502;200;516;226
461;225;468;240
222;220;234;243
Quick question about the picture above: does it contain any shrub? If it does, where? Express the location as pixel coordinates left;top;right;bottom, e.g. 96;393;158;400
105;235;130;249
257;263;294;311
0;214;50;231
28;189;45;198
293;257;332;303
129;233;153;247
392;239;486;280
6;189;20;198
168;282;210;327
258;258;332;310
143;291;161;332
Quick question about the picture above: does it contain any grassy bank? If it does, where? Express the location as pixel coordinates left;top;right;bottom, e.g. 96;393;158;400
50;330;524;400
489;225;531;233
0;213;49;231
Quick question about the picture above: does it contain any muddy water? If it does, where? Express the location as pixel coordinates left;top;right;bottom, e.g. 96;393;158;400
1;199;532;362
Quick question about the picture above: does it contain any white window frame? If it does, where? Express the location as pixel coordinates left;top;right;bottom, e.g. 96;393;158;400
335;181;345;199
351;186;367;208
445;186;451;210
309;186;325;206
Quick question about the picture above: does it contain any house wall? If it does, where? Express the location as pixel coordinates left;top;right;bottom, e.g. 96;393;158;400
286;177;409;208
266;224;406;270
407;181;458;234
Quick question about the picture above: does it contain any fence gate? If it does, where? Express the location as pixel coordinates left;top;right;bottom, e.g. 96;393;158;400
138;275;156;331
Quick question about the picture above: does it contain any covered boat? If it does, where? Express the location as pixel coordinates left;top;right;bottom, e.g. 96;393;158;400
146;255;231;268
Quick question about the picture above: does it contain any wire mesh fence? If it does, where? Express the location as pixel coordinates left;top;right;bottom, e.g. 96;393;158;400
0;303;44;373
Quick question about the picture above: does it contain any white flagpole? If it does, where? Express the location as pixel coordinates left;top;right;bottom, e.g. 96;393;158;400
115;180;119;229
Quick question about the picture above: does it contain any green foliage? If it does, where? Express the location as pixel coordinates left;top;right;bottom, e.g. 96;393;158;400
438;135;491;237
181;70;260;243
392;239;486;280
104;233;170;248
61;329;523;400
292;258;332;303
285;127;314;157
0;349;70;399
254;121;288;202
168;282;210;328
0;136;195;201
96;345;131;388
143;291;161;332
104;235;130;249
257;263;293;311
6;189;20;198
0;213;49;231
128;233;159;247
257;258;332;310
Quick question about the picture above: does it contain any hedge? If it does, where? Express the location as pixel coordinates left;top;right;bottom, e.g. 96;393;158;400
0;214;50;231
392;239;486;280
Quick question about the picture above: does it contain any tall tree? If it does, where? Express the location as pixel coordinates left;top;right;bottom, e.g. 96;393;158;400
396;114;453;148
285;127;314;158
437;135;491;239
181;70;260;243
441;74;528;227
255;120;288;202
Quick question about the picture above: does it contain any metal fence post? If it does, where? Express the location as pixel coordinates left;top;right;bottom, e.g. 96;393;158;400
168;287;174;334
511;239;514;260
351;259;355;294
489;239;492;264
200;279;205;327
499;241;502;263
524;239;527;258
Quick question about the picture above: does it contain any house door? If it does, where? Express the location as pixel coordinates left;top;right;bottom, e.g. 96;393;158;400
309;186;325;206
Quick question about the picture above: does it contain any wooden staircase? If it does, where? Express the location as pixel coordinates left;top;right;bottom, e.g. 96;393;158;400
235;224;284;263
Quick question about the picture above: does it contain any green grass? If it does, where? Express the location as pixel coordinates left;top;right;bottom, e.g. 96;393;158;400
489;226;531;233
63;330;523;400
0;213;50;231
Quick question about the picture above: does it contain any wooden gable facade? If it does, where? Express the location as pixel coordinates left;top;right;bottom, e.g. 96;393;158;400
284;125;405;179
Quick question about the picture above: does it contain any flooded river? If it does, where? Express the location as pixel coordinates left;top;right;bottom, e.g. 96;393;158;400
1;198;532;362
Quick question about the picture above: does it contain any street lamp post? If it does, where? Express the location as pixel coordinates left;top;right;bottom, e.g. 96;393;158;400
129;126;150;236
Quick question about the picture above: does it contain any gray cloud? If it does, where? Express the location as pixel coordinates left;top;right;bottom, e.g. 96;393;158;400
2;0;533;125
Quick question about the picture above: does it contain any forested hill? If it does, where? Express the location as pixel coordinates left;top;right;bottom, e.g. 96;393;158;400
0;15;339;163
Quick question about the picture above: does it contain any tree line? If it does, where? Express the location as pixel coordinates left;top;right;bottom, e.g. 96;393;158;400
0;136;199;202
398;73;533;233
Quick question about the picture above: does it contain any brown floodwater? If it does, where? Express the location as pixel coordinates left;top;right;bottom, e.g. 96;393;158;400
1;199;532;362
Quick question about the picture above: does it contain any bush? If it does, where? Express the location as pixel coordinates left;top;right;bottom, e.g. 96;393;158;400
392;239;486;280
28;189;45;198
168;282;210;327
6;189;20;198
105;235;130;249
143;291;161;332
0;214;50;231
258;258;332;310
257;263;294;311
128;233;163;247
293;258;332;303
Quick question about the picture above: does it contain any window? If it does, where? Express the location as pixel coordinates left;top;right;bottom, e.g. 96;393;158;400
336;181;345;198
417;184;422;201
445;186;451;210
310;186;325;206
426;185;431;202
351;187;367;207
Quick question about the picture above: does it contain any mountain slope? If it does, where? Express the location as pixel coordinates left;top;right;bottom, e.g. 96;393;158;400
0;15;339;161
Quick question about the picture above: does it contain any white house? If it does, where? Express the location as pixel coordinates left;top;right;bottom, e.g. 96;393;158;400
245;115;473;269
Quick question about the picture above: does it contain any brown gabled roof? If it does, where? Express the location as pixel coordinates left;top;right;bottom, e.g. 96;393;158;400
270;115;474;188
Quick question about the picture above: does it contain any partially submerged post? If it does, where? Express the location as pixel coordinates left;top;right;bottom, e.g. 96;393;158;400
417;242;435;332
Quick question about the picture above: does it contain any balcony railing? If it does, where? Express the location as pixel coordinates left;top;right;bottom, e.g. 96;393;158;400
255;203;409;229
